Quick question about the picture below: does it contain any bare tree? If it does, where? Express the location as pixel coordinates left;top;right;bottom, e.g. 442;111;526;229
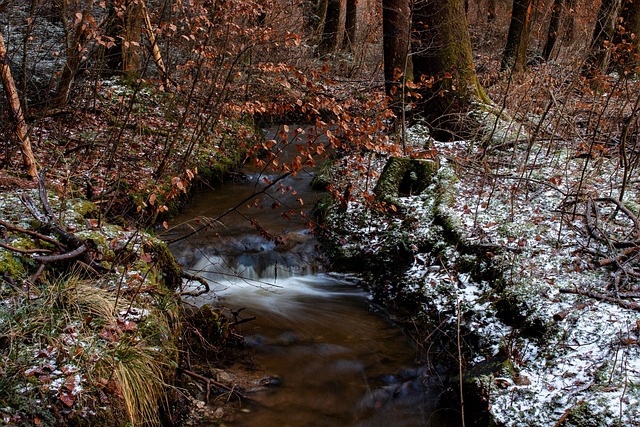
0;31;38;179
584;0;623;76
501;0;534;72
412;0;490;136
317;0;343;55
383;0;411;101
542;0;562;61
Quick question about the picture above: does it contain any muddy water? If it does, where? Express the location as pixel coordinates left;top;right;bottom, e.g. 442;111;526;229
164;127;457;426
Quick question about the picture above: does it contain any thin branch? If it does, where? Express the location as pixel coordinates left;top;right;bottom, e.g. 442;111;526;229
559;287;640;312
0;219;66;250
0;242;52;254
165;172;292;245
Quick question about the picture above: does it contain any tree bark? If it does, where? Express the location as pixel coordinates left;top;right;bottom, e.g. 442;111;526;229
343;0;357;50
0;31;38;179
488;0;496;23
53;6;92;107
122;0;144;77
141;1;170;88
383;0;411;100
317;0;343;55
542;0;562;61
501;0;534;72
411;0;489;137
584;0;623;77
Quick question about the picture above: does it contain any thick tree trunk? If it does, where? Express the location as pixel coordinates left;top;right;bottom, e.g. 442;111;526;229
412;0;489;137
501;0;534;72
0;31;38;179
342;0;357;50
584;0;623;76
122;0;144;77
383;0;411;100
542;0;562;61
104;0;144;76
317;0;343;55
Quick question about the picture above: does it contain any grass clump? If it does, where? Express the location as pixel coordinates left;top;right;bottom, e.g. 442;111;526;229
0;266;178;426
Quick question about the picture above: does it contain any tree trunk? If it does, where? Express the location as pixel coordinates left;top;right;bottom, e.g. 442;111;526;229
501;0;534;72
542;0;562;61
563;0;577;44
411;0;489;137
584;0;623;76
317;0;343;55
104;0;144;76
141;1;170;88
383;0;411;100
53;8;91;107
0;31;38;179
343;0;357;50
488;0;496;23
122;0;144;77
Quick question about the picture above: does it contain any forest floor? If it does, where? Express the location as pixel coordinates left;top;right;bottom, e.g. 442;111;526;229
321;119;640;426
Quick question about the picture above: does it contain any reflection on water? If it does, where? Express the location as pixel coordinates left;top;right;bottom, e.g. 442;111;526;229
165;126;458;426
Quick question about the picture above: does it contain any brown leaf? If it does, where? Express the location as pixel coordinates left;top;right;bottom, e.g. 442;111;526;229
59;391;74;407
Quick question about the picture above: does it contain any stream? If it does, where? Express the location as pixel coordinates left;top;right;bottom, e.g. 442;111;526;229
164;126;458;426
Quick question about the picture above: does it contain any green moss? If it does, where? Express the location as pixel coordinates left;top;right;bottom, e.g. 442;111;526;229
0;250;26;277
146;239;182;290
374;157;440;202
566;402;608;427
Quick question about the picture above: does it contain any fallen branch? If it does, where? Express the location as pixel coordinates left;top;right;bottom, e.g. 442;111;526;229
0;219;67;250
33;245;87;264
180;271;210;297
597;246;640;267
230;316;257;327
177;368;248;403
20;194;86;250
559;288;640;312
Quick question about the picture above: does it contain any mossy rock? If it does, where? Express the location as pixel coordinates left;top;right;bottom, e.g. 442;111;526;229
374;156;439;202
146;239;182;289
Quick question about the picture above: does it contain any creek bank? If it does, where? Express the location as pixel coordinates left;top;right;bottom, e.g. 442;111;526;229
0;187;183;426
0;105;264;425
318;124;640;427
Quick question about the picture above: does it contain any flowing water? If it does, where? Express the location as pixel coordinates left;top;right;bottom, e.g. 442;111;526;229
164;127;458;426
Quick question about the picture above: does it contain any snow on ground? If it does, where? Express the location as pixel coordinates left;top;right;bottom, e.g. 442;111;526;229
328;124;640;426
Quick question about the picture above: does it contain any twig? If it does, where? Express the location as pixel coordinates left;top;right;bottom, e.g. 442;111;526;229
230;316;257;327
553;406;572;427
177;368;248;403
0;242;52;254
559;288;640;312
598;246;640;267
